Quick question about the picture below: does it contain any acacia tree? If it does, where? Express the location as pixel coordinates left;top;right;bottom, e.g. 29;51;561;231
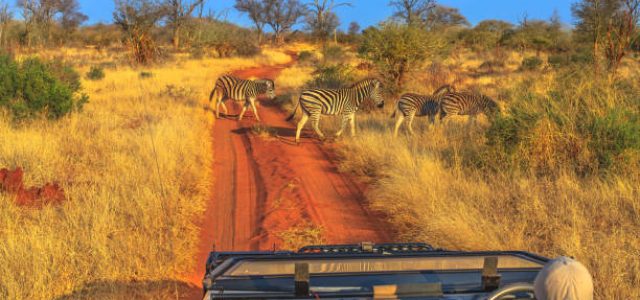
166;0;205;48
573;0;629;73
0;1;10;47
17;0;87;46
234;0;267;43
603;0;640;75
424;5;469;30
389;0;435;26
305;0;351;43
359;22;438;95
264;0;305;44
114;0;168;64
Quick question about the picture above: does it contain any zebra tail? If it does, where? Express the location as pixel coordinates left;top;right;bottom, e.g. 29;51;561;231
286;96;300;121
208;87;217;103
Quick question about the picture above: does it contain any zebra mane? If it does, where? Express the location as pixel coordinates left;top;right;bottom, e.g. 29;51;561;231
349;78;380;89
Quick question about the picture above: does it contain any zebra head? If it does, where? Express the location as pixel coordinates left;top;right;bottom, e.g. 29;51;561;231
484;96;501;118
368;79;385;108
256;79;276;100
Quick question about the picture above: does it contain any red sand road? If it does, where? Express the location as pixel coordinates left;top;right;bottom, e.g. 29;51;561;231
188;54;391;287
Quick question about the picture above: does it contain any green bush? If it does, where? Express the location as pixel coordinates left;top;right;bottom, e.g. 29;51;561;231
193;20;260;58
0;54;20;107
86;66;106;81
139;71;153;78
298;50;314;62
0;55;87;119
520;56;543;70
322;46;345;62
586;109;640;173
306;64;354;89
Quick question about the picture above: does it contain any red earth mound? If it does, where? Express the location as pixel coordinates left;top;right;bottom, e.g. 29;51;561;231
0;167;66;208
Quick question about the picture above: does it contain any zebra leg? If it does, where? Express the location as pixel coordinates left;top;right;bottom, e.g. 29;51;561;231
335;114;350;137
295;113;309;144
407;114;416;135
221;101;228;114
311;114;326;141
215;99;223;119
428;114;436;129
349;113;356;137
249;98;261;122
394;114;405;137
238;102;249;121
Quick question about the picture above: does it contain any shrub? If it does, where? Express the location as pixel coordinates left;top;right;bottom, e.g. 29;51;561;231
189;46;205;60
298;50;314;62
193;20;260;58
86;66;105;81
139;71;153;78
0;53;20;107
359;22;442;95
586;109;640;173
306;64;355;89
322;45;345;63
520;56;543;71
0;55;87;119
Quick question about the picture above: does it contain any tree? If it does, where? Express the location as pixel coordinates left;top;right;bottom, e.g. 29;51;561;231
425;5;469;30
573;0;626;72
16;0;87;46
263;0;305;44
603;0;640;75
389;0;435;26
305;0;351;43
166;0;205;48
113;0;168;64
0;1;10;47
359;22;439;95
347;21;360;35
58;0;89;38
459;19;513;51
235;0;267;43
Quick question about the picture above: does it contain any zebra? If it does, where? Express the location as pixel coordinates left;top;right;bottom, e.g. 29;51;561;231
286;78;384;143
439;91;501;124
208;75;276;121
392;84;456;137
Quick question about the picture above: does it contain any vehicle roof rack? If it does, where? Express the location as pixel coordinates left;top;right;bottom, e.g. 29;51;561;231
298;242;436;254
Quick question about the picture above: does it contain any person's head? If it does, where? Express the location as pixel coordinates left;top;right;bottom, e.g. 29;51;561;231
534;256;593;300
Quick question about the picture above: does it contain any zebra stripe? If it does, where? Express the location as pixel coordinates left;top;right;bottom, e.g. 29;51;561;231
439;91;500;122
208;75;275;121
392;85;456;136
286;78;384;143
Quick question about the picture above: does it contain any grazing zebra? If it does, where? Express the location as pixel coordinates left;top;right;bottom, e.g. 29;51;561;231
286;78;384;143
392;84;456;137
208;75;276;121
439;91;500;124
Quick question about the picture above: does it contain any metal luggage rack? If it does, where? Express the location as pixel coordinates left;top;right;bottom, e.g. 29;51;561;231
298;242;438;254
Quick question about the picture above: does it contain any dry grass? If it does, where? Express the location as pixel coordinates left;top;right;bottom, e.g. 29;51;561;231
277;221;325;251
276;47;640;299
0;47;292;299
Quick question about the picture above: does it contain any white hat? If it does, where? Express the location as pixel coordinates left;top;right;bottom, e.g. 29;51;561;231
534;256;594;300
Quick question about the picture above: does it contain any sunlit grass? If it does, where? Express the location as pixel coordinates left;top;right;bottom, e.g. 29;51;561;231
0;47;293;299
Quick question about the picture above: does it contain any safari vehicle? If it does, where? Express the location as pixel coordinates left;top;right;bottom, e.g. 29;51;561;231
202;243;548;299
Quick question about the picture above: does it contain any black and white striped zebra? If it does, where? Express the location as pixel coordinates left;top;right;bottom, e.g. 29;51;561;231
208;75;276;121
439;91;500;123
286;78;384;143
392;84;456;137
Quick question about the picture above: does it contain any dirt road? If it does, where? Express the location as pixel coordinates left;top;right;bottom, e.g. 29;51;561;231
188;54;391;286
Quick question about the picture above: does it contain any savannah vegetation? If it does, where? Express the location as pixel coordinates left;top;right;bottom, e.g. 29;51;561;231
0;0;638;299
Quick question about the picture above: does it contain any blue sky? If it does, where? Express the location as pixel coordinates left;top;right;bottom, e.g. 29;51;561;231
13;0;577;29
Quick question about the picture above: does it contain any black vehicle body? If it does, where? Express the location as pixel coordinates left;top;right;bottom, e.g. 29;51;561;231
202;243;549;299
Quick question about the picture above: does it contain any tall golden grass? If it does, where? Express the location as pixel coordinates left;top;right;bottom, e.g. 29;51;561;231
278;47;640;299
0;47;291;299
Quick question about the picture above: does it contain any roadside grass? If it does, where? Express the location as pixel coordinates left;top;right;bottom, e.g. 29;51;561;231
276;47;640;299
0;47;293;299
277;221;325;250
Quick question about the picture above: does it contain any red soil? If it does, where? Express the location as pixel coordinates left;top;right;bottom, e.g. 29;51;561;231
0;167;65;208
187;53;392;289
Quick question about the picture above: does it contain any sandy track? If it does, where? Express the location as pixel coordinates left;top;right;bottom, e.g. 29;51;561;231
189;54;391;287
